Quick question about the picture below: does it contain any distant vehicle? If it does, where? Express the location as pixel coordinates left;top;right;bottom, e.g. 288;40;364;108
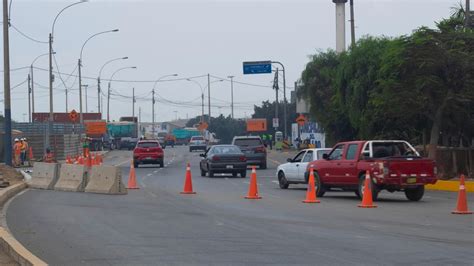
277;148;331;189
84;120;108;151
165;134;176;147
133;140;164;168
157;136;167;149
306;140;438;201
189;136;207;152
231;136;267;169
173;128;201;145
199;145;247;178
107;119;138;150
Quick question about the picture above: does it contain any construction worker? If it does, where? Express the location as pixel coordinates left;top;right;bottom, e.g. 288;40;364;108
13;138;21;167
268;134;273;150
262;134;268;148
20;138;28;166
43;148;55;163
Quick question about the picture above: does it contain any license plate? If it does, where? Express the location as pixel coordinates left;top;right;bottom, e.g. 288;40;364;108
226;165;234;169
407;177;417;184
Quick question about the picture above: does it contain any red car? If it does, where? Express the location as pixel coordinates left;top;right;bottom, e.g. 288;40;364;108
306;140;437;201
133;140;164;168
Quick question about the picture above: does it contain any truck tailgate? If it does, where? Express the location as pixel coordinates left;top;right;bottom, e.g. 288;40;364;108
385;158;437;185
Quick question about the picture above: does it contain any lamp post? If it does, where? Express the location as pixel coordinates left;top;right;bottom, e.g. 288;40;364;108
30;52;52;121
151;74;178;137
187;79;205;123
271;61;287;139
47;0;88;153
98;56;128;115
107;66;137;122
227;75;234;119
78;29;119;123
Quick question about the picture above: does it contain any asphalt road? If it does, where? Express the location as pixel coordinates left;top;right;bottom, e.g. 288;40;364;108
6;146;474;265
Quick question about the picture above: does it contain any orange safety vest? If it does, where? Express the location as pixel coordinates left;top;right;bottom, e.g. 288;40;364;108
13;143;21;155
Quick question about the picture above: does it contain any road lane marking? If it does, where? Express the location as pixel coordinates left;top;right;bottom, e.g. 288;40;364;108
147;174;152;177
271;181;279;184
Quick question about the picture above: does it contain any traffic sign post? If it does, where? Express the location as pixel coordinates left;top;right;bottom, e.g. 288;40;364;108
243;61;272;75
272;118;279;129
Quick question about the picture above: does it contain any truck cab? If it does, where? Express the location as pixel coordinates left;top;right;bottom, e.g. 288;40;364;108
307;140;437;201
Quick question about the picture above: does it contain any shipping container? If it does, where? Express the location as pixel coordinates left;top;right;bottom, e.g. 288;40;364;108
32;113;102;123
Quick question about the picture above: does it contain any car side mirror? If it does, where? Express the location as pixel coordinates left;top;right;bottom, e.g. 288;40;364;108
322;154;329;160
199;154;206;158
287;158;292;163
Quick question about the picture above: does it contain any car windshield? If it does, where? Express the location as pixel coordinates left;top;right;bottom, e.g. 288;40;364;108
211;146;241;154
233;138;262;146
137;142;159;148
372;142;417;158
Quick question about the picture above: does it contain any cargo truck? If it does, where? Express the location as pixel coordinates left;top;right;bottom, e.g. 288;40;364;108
84;120;110;151
173;128;201;145
107;118;138;150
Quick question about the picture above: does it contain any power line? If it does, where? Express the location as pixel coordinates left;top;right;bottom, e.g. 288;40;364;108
10;24;48;44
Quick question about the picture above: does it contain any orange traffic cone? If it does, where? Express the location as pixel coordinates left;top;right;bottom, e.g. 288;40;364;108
358;170;377;208
181;163;196;194
66;156;73;164
127;160;139;189
245;166;262;199
452;175;472;215
78;156;84;165
303;168;320;203
28;147;34;161
85;155;93;168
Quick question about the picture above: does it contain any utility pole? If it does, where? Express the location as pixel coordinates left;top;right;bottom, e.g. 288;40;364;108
138;106;141;137
30;65;35;120
3;0;12;165
107;82;111;122
83;84;88;113
466;0;471;28
78;58;83;123
47;32;53;152
207;74;211;125
350;0;356;47
272;61;287;138
132;87;135;119
228;75;235;119
152;89;155;137
273;68;279;132
28;74;31;123
65;89;68;113
97;77;101;114
201;93;205;123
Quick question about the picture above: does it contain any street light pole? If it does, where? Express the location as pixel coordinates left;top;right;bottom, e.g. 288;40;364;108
30;52;51;121
151;73;178;137
28;74;31;123
98;56;128;116
78;29;119;123
132;87;135;119
208;74;211;125
107;66;137;122
271;61;287;139
227;75;234;119
3;0;12;165
48;0;87;152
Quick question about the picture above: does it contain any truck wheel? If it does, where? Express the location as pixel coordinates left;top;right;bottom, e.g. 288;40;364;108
278;171;289;189
358;175;379;201
405;185;425;201
240;171;247;178
314;172;326;197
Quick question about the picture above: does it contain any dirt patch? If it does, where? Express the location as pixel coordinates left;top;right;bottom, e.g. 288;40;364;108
0;165;23;185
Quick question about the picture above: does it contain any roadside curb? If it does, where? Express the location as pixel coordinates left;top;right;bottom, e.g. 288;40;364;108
0;183;47;265
426;180;474;193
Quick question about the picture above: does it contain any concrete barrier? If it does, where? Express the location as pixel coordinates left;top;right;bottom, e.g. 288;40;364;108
54;164;87;192
85;165;127;195
28;162;59;190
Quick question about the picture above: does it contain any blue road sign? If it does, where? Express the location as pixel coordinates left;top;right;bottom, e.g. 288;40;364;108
243;61;272;75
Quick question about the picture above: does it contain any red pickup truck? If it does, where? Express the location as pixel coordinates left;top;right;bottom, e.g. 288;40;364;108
306;140;437;201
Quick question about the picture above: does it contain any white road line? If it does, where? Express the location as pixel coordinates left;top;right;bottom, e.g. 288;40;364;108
153;170;158;174
271;181;279;184
147;174;152;177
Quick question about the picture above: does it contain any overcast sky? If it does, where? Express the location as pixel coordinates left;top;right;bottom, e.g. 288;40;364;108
1;0;457;122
